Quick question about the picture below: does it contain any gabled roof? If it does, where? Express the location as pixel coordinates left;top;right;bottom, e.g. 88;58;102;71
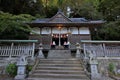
28;10;105;27
47;10;72;23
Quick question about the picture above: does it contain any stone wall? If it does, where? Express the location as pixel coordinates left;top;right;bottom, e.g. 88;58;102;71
97;59;120;75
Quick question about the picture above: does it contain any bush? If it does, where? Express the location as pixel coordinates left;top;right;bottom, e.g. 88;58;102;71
6;63;17;77
108;63;115;73
26;65;33;74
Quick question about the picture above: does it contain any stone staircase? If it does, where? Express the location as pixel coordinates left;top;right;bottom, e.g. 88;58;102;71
27;58;90;80
47;50;72;59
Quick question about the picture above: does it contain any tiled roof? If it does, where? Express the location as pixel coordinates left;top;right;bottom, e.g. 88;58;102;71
32;18;104;24
32;19;49;23
70;18;88;22
30;10;104;24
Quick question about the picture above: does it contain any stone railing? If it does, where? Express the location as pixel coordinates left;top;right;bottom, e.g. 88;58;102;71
75;43;91;79
77;41;120;80
0;40;37;59
105;46;120;57
81;40;120;58
29;57;40;75
85;46;120;57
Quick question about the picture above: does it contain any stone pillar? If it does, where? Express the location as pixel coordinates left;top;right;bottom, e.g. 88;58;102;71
89;60;100;80
9;43;14;59
32;43;35;60
15;56;27;80
76;43;81;58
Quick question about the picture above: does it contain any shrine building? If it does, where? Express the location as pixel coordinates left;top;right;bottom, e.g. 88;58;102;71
28;10;104;50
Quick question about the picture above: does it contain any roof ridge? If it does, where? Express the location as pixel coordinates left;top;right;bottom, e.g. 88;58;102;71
47;10;72;23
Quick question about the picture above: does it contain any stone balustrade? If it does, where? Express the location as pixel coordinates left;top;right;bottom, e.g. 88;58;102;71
0;40;37;59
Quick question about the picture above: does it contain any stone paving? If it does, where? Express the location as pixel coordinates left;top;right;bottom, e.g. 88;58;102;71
47;50;71;59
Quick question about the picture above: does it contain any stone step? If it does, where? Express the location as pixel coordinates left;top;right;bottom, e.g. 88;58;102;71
37;64;82;67
40;58;80;61
40;60;81;64
40;59;81;64
27;57;90;80
35;66;83;70
33;70;85;74
29;73;88;79
39;59;81;64
27;78;89;80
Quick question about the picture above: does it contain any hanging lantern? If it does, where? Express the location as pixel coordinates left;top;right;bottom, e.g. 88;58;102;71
61;34;63;38
66;34;68;37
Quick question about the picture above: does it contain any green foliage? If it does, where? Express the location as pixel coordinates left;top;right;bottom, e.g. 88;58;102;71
92;21;120;40
0;0;44;16
6;63;17;77
98;0;120;21
45;6;58;18
71;1;103;19
26;65;33;75
26;65;33;72
108;63;115;73
0;0;120;40
0;11;35;39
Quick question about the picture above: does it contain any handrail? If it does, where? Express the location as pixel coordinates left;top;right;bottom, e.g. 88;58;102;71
0;40;38;43
82;42;120;57
80;52;91;79
81;40;120;43
76;44;91;79
29;58;40;75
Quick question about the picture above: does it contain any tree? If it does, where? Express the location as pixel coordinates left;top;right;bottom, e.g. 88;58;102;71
0;0;44;16
91;0;120;40
98;0;120;21
0;11;35;39
92;20;120;40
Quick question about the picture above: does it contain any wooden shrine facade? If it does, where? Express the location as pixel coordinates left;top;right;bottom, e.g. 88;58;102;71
28;10;104;49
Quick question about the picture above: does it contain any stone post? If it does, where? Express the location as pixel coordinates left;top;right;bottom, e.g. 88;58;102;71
89;60;100;80
31;43;35;60
9;43;14;59
38;43;44;58
88;52;100;80
76;43;81;58
15;55;27;80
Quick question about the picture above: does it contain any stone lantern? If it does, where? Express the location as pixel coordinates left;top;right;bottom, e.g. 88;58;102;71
38;43;44;58
76;43;81;58
15;55;28;80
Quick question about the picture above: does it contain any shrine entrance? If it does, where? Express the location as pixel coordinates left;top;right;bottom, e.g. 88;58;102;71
52;34;68;46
